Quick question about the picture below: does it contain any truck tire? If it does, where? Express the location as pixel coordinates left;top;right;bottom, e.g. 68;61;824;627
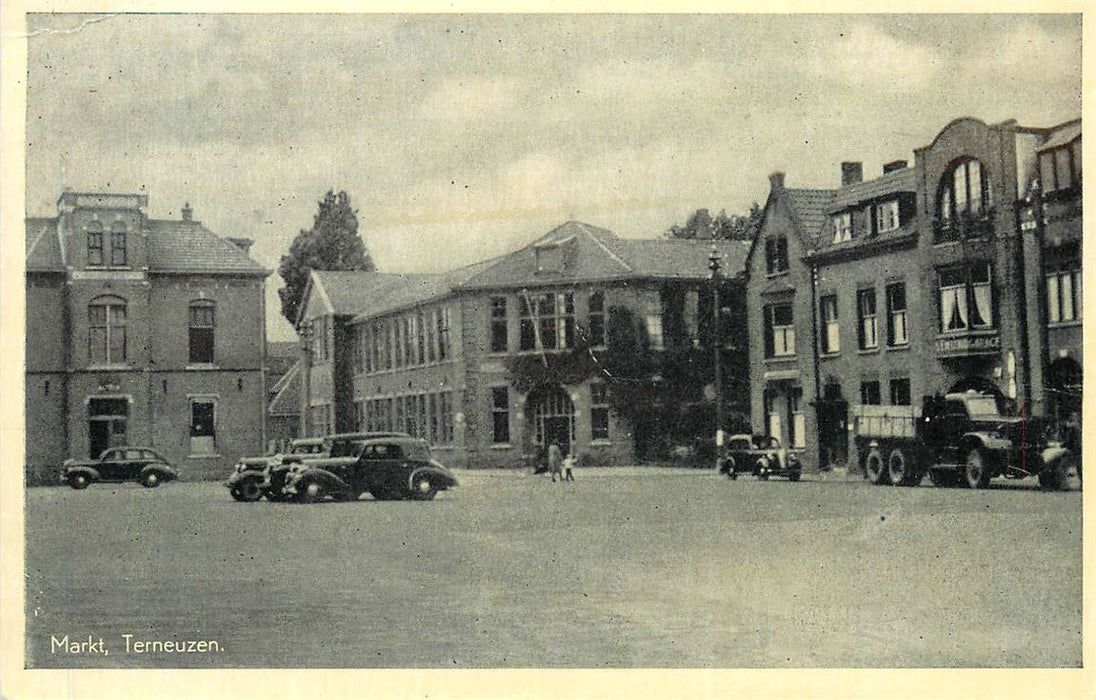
963;447;992;489
887;448;920;486
865;447;889;485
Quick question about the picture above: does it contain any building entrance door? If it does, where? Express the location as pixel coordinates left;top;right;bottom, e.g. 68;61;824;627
88;397;128;459
527;384;575;457
543;417;572;457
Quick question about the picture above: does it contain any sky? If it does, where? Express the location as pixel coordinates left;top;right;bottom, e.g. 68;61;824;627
24;12;1082;341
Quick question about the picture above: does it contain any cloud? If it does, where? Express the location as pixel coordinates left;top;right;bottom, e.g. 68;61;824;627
419;75;524;121
800;22;943;93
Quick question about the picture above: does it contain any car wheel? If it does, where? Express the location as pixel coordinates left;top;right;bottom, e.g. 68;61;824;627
297;480;324;503
230;487;246;502
1054;457;1080;492
963;447;991;489
141;471;162;488
237;478;264;502
724;457;737;479
68;473;91;490
865;447;889;485
788;470;801;482
1038;468;1061;490
887;448;920;487
410;474;438;500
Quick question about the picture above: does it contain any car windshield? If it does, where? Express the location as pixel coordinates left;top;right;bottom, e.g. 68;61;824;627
965;397;1001;417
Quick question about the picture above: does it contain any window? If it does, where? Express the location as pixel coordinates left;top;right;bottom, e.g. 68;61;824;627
519;292;575;352
89;298;127;364
190;399;216;455
857;289;878;350
765;237;789;274
1047;265;1082;324
588;291;605;347
110;221;127;266
832;213;852;243
87;221;104;266
939;158;993;221
188;301;215;364
437;307;451;361
645;314;664;350
490;297;508;353
591;382;610;441
939;263;993;332
764;303;795;358
1040;138;1082;194
492;387;510;444
789;390;805;448
875;200;900;233
890;378;911;406
885;283;908;346
438;392;454;444
820;295;839;354
860;381;881;406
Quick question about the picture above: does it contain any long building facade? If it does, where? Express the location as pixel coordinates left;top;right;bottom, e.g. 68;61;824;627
298;221;750;468
746;116;1082;474
25;192;271;484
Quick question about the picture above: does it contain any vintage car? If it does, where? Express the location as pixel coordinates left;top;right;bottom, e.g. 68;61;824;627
225;437;329;502
63;447;178;489
718;434;802;481
284;436;458;502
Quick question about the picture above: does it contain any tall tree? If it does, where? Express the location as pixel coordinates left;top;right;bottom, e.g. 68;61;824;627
666;203;762;241
277;190;375;325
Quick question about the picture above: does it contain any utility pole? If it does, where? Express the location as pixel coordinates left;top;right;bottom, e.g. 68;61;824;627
709;246;724;468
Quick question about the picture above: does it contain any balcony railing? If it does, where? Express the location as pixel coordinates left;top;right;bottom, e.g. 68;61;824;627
933;210;995;244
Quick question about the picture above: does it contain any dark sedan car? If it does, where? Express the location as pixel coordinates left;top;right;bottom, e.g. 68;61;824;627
225;437;329;502
284;437;458;503
718;434;802;481
63;447;178;489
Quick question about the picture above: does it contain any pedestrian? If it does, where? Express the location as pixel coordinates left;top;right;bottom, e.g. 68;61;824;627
563;452;578;482
547;442;563;483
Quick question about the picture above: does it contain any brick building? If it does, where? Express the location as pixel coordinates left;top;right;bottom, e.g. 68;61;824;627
298;221;749;468
746;116;1082;473
25;192;270;484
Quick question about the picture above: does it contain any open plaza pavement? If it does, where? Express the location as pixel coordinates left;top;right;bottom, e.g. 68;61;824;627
24;467;1081;669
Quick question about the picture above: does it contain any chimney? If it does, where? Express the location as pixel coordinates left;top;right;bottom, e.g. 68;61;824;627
182;202;193;222
769;171;785;191
227;237;254;254
883;160;908;175
840;162;863;187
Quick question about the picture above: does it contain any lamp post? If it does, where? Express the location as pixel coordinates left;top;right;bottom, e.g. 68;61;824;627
709;246;725;467
298;320;314;438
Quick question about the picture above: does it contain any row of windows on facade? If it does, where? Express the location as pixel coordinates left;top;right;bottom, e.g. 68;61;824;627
87;297;216;365
763;260;1081;360
490;384;610;446
349;292;664;376
351;392;456;445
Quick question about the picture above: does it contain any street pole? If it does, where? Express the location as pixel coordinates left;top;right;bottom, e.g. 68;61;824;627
299;320;314;438
709;246;724;467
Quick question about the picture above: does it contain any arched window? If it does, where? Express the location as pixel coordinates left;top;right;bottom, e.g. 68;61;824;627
189;300;216;363
938;158;993;222
89;296;127;364
87;221;104;266
110;221;127;266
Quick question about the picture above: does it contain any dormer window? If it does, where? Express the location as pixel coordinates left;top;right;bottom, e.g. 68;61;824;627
534;237;572;273
875;200;900;233
832;213;852;243
939;158;993;222
1039;136;1081;195
765;237;789;274
87;221;104;266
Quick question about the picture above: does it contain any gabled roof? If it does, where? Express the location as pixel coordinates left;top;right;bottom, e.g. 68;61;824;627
147;220;268;275
456;221;634;290
783;188;836;249
308;271;423;317
268;360;301;417
25;218;63;272
1039;120;1081;152
620;239;751;279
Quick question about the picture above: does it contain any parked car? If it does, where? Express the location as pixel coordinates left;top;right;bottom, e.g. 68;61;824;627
284;436;458;503
62;447;178;489
718;434;802;481
225;437;329;502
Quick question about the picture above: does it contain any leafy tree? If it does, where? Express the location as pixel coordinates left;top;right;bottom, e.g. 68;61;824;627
666;203;762;241
277;190;375;325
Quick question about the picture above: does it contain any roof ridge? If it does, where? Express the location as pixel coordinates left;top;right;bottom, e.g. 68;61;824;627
577;222;633;273
25;221;51;263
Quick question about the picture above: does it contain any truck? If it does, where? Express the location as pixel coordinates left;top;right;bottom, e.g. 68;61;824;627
852;391;1078;490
